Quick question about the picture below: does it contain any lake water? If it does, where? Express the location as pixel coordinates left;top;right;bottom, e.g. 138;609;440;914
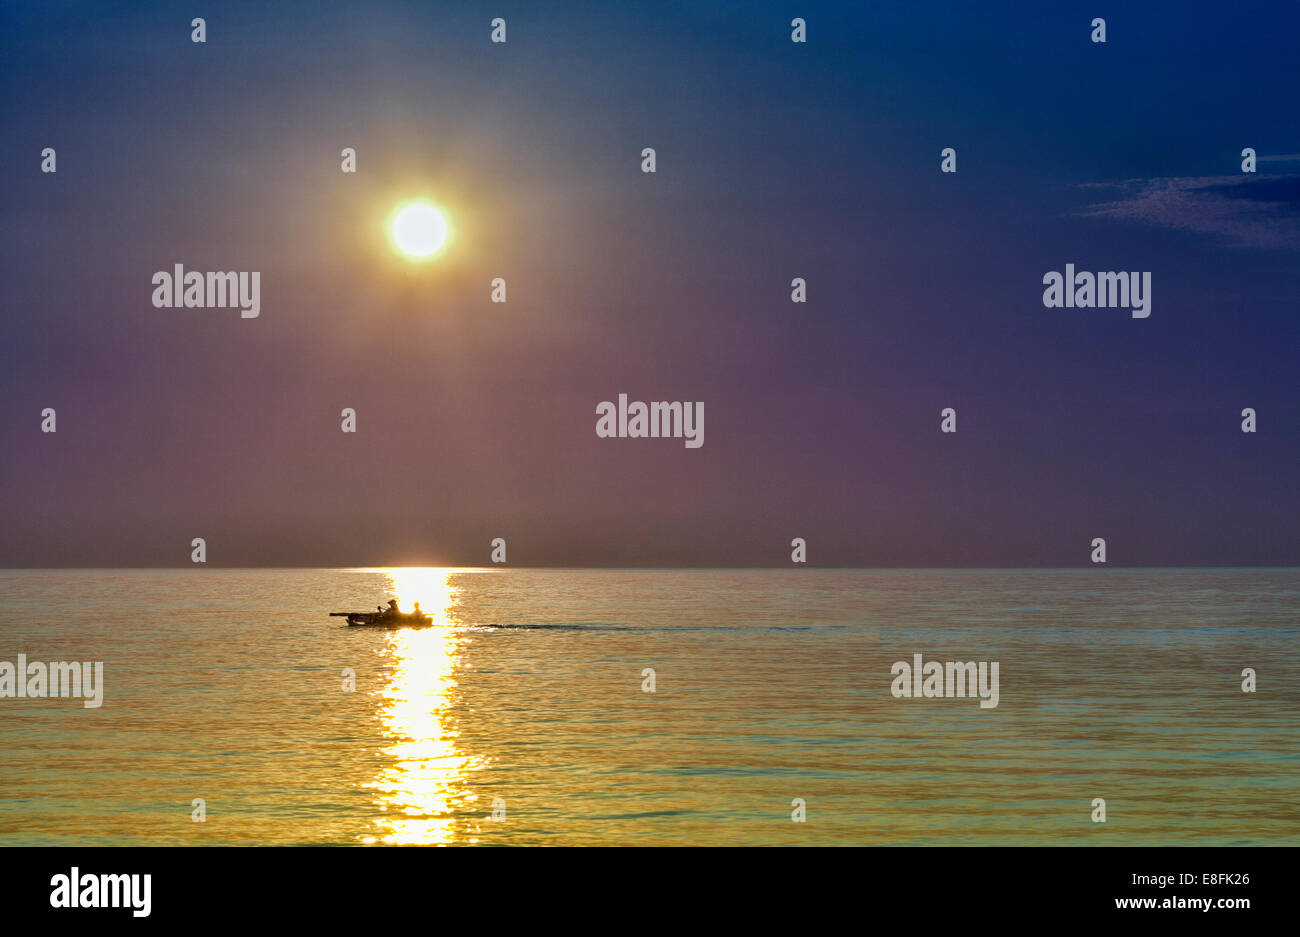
0;568;1296;845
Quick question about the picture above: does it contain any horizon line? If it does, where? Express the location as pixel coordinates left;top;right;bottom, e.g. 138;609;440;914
1;565;1297;572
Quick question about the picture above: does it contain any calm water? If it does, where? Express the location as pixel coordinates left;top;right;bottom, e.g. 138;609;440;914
0;568;1296;846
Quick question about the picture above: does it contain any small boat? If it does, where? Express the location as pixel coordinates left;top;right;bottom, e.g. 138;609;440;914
330;611;434;628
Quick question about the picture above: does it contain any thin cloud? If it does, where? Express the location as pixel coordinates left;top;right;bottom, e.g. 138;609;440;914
1076;173;1300;251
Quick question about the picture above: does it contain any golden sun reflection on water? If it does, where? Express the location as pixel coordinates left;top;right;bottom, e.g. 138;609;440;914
361;568;480;844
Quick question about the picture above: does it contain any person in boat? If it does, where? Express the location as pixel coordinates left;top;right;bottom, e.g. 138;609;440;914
386;599;400;619
412;601;422;618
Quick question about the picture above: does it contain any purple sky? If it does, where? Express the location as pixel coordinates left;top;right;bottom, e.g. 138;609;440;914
1;2;1297;567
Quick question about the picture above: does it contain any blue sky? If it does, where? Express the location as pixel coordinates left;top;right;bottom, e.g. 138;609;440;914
1;1;1297;566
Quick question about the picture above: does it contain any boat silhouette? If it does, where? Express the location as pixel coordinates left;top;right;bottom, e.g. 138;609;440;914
329;609;433;628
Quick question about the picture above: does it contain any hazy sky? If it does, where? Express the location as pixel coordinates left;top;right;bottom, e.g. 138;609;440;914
2;1;1297;567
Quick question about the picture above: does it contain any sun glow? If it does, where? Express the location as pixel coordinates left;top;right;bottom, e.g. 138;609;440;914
389;201;450;259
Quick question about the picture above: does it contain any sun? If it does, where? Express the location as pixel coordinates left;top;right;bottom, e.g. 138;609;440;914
389;201;450;260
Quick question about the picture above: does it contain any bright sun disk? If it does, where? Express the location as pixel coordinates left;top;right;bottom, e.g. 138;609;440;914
391;202;449;259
